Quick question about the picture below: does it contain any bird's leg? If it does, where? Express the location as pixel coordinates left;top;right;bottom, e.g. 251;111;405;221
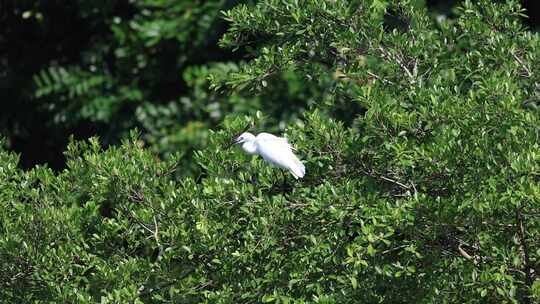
272;170;279;189
281;171;288;190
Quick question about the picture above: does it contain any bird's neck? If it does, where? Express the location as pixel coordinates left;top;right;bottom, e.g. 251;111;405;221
242;141;257;155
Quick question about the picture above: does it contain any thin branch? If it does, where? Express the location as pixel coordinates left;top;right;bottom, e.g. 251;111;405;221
156;162;179;177
381;244;409;255
153;215;164;262
458;245;473;260
379;175;410;190
125;208;155;236
516;206;533;299
285;203;310;210
377;46;417;84
137;267;195;297
366;71;395;85
359;166;416;197
512;52;532;77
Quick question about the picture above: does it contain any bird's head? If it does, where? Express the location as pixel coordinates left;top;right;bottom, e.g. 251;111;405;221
225;130;256;150
233;132;256;145
224;121;254;149
225;132;257;155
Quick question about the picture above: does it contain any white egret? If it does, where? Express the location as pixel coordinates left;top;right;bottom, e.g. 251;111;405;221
231;132;305;179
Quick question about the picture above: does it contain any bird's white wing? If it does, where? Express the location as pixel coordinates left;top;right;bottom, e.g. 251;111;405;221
281;137;297;151
257;132;296;150
256;135;305;179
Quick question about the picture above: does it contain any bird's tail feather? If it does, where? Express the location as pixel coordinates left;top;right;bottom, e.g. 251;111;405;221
290;160;305;179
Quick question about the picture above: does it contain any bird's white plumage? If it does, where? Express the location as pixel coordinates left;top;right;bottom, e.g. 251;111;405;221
234;132;305;179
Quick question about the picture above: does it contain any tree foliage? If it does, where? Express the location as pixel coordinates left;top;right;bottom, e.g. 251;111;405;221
1;0;540;303
1;0;312;170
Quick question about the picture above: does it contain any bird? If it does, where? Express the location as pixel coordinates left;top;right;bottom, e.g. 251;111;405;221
230;132;305;179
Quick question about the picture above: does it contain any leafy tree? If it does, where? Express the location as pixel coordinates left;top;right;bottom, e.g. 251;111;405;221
1;0;315;172
1;0;539;303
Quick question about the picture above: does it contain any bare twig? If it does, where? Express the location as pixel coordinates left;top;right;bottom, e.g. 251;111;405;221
381;244;409;255
379;175;410;191
137;267;194;297
367;71;395;85
378;46;417;83
359;166;416;197
458;245;473;260
156;162;179;177
512;52;532;77
516;206;533;300
153;216;164;262
286;202;310;210
481;221;515;228
126;209;155;236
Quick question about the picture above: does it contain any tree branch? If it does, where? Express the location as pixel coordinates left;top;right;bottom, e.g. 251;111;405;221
516;206;533;302
377;46;417;84
137;267;195;297
512;52;532;77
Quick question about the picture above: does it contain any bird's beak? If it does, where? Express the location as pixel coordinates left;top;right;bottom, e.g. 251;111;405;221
224;137;241;149
224;122;251;149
